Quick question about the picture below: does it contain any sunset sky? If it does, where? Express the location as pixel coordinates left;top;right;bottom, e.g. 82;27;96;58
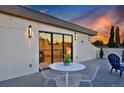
26;5;124;44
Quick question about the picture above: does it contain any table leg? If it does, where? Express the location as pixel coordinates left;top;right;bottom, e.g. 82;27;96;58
66;71;68;87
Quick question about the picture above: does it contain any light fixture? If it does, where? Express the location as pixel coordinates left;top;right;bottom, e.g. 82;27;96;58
88;35;91;42
74;32;77;41
28;25;32;38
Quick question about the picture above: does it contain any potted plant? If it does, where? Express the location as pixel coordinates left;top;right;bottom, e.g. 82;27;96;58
64;54;71;66
99;47;104;59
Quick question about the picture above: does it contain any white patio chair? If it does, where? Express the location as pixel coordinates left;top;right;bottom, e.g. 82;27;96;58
39;67;64;87
55;74;82;87
80;65;100;87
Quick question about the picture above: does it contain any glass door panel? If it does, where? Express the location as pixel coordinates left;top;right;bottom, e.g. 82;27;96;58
39;32;73;68
64;35;73;61
39;32;52;68
53;34;63;62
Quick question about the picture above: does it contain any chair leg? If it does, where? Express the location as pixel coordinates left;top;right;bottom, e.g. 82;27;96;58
89;81;93;87
110;68;113;74
120;71;123;77
80;81;93;87
44;80;48;87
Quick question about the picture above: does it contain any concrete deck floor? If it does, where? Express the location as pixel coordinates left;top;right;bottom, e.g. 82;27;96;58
0;58;124;87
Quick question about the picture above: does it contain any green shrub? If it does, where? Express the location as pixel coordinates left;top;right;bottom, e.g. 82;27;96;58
64;54;71;64
99;47;104;59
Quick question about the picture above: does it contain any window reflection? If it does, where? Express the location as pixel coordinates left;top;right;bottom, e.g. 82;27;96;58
53;34;63;62
64;35;72;61
39;33;52;68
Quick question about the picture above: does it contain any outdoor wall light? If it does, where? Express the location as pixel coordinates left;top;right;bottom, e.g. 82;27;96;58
28;25;32;38
88;35;91;42
74;32;77;41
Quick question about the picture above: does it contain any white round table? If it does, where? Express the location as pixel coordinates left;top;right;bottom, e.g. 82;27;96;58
48;62;85;87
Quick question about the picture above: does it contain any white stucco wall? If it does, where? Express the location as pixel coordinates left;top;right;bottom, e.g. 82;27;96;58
0;13;97;81
0;13;39;81
97;48;124;59
74;33;98;62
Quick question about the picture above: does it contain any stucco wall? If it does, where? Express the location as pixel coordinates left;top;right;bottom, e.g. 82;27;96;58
0;13;40;81
0;13;97;81
98;48;124;60
75;33;98;62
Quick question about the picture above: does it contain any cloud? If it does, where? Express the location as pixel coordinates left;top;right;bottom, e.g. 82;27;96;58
114;6;124;24
70;6;115;23
70;6;101;22
70;5;124;43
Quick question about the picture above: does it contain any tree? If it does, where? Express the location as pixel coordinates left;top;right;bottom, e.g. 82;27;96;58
122;39;124;47
108;25;115;48
115;26;120;48
92;40;104;47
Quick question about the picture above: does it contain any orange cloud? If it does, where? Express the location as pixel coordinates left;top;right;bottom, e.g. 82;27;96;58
73;10;124;44
80;13;123;44
90;16;111;29
91;33;109;44
84;15;112;44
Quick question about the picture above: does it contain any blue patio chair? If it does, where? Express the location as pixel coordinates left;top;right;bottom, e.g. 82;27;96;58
108;54;124;77
122;50;124;63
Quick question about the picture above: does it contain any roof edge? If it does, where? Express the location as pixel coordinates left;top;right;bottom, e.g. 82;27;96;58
0;5;97;36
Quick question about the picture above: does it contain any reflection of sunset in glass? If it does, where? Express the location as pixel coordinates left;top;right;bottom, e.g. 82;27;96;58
66;47;71;55
64;35;72;55
53;34;62;44
27;5;124;44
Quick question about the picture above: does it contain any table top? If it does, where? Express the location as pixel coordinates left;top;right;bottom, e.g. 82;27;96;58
48;62;85;72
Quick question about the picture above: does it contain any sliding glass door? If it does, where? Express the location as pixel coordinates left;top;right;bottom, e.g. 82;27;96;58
53;34;63;62
64;35;73;61
39;31;73;68
39;32;52;68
